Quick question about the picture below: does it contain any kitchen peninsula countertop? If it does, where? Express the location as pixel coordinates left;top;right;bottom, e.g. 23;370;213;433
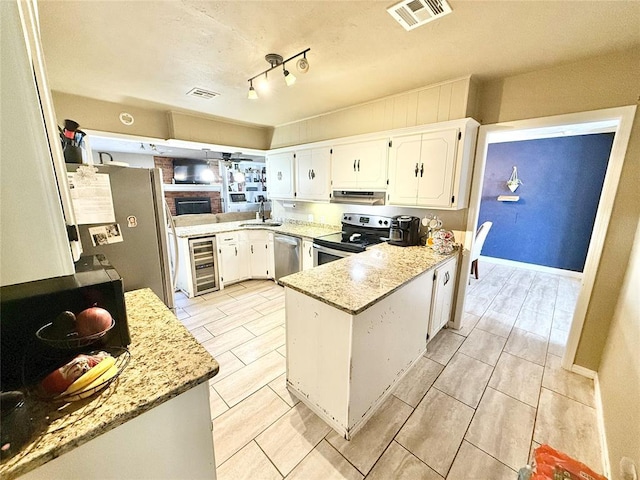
279;243;458;315
174;218;341;240
0;289;219;480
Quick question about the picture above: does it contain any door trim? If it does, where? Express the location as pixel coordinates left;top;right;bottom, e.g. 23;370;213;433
457;105;636;371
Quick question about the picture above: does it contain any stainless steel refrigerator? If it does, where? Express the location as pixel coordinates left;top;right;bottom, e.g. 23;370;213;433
66;164;175;309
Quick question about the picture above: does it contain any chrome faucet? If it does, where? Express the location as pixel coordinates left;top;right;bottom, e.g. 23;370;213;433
258;201;265;222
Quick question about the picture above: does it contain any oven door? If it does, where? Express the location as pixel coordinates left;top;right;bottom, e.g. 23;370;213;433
313;243;354;267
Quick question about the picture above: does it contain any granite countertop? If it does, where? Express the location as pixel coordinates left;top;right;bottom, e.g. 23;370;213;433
0;289;219;480
279;243;459;315
174;219;341;240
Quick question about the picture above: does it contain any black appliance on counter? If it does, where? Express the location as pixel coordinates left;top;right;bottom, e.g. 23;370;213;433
0;255;130;391
389;215;421;247
313;213;393;266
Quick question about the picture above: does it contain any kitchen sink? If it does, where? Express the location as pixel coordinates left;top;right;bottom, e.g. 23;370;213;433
239;222;283;227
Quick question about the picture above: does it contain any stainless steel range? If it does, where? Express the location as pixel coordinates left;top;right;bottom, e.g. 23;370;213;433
313;213;392;266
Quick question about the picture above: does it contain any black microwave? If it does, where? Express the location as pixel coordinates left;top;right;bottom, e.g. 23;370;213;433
0;255;130;390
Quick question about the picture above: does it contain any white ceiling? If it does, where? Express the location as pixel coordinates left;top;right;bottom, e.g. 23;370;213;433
39;1;640;129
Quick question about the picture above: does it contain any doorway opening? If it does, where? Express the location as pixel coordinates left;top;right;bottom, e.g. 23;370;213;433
457;106;636;372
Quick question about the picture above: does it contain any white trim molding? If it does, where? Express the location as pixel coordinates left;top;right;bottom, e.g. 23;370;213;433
594;374;612;479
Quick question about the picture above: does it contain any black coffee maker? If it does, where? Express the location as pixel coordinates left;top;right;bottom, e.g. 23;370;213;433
389;215;421;247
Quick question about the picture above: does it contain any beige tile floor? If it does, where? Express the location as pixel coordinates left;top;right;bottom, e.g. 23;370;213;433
175;260;603;479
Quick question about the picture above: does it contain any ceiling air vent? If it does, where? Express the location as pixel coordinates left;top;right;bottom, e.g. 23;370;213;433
387;0;452;31
186;87;219;100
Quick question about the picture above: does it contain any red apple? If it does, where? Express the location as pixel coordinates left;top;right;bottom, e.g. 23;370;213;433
75;307;112;337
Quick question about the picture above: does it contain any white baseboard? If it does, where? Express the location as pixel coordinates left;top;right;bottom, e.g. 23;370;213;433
481;256;583;279
570;363;597;379
593;374;612;479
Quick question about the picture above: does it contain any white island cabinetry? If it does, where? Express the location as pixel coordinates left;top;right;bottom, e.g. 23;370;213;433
285;265;434;439
428;256;458;340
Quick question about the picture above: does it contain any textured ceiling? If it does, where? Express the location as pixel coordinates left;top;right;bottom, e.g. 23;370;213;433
38;1;640;128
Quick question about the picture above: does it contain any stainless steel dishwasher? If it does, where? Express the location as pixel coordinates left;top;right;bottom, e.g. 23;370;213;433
274;234;302;281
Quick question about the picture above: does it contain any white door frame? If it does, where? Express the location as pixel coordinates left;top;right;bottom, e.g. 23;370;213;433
457;105;636;372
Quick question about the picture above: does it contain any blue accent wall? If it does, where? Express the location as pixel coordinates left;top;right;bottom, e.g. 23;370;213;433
478;133;614;272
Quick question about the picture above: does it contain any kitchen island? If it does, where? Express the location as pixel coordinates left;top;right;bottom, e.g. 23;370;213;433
279;243;458;439
1;289;219;480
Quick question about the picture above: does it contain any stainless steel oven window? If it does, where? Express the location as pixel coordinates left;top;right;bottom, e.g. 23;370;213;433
313;244;353;267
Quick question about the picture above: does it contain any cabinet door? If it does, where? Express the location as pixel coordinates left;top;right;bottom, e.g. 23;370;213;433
332;139;388;190
296;148;331;201
302;239;314;271
416;129;458;208
387;134;421;205
330;143;359;189
266;152;295;199
428;258;458;340
218;244;240;286
354;139;389;189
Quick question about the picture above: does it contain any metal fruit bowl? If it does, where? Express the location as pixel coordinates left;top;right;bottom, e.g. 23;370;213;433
35;318;115;350
54;348;130;403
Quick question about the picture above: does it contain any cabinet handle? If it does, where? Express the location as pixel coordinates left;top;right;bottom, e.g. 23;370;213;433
420;163;424;177
251;245;254;254
311;169;315;179
444;271;449;285
357;159;360;171
235;247;237;256
353;159;357;171
309;246;312;257
308;169;311;180
414;163;419;177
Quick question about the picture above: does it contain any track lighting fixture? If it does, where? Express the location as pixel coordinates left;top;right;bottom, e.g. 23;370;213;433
247;48;309;99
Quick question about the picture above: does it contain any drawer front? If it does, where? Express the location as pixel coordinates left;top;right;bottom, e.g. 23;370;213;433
217;233;238;245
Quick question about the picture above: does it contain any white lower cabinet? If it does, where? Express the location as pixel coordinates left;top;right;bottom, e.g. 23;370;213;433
428;257;458;341
245;230;274;279
302;239;314;271
217;232;250;287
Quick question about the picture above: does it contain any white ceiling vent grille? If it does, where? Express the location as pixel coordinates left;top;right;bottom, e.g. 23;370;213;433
387;0;452;31
186;87;219;100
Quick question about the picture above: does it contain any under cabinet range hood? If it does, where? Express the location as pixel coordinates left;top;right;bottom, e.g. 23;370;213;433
331;190;386;205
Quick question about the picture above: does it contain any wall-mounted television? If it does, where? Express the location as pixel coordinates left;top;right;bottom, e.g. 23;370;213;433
173;159;216;184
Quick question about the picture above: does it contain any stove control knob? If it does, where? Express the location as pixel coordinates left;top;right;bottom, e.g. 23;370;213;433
378;220;383;225
384;220;388;225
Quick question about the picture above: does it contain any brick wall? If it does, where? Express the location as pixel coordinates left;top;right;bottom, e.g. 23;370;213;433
154;156;223;216
153;156;174;184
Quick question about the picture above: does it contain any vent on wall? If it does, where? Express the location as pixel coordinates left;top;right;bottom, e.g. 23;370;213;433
387;0;452;31
186;87;220;100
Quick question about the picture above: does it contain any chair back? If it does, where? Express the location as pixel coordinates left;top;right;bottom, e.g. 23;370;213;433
471;221;493;261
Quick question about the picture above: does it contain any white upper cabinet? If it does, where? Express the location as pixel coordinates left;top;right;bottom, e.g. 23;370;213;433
266;151;295;199
388;119;478;210
388;128;458;208
331;139;388;190
295;147;331;201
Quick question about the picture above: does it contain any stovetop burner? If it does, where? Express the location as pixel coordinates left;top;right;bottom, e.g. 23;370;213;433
313;213;393;253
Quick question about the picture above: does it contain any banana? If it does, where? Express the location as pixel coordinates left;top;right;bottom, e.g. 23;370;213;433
72;364;119;400
62;355;115;396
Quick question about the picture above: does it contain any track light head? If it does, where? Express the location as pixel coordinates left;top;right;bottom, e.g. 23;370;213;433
283;66;296;86
296;55;309;74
